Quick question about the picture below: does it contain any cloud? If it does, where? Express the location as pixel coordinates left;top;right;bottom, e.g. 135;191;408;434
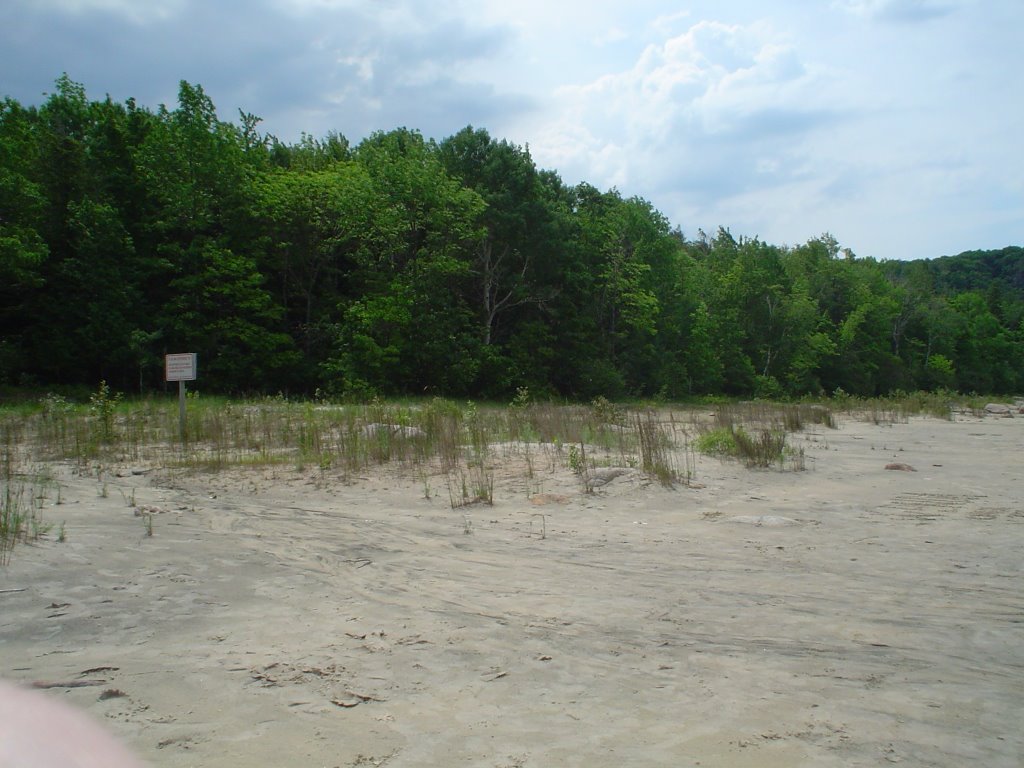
530;19;836;206
1;0;1019;260
0;0;527;142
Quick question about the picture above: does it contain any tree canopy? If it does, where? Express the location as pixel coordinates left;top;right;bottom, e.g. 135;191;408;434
2;77;1022;397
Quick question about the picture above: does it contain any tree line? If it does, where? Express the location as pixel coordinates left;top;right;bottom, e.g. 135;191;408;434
2;76;1022;399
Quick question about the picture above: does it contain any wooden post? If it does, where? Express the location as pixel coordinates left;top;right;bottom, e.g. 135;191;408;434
178;380;187;443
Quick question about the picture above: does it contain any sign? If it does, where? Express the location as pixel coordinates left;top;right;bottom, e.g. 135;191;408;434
165;353;197;382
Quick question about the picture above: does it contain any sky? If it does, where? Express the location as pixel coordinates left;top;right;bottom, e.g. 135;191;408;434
1;0;1021;261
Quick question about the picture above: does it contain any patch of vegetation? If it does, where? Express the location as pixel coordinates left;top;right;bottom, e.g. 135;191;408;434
1;455;52;566
731;427;787;468
695;422;793;470
695;427;738;457
635;411;680;487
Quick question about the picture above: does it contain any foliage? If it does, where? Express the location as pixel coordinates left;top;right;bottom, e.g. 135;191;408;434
731;427;788;469
1;75;1022;399
695;427;738;457
89;380;122;444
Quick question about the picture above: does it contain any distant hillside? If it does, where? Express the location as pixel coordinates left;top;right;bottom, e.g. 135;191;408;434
887;246;1024;297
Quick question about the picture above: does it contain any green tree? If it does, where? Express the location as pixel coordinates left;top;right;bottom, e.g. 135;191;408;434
252;163;378;359
0;97;47;381
162;243;299;391
322;129;485;396
950;292;1016;393
439;127;558;352
137;82;250;247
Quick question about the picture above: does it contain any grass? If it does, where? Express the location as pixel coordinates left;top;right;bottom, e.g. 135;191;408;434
0;481;30;566
1;389;697;509
0;386;1004;563
731;427;788;468
1;451;54;565
828;388;969;423
635;411;688;487
694;400;831;470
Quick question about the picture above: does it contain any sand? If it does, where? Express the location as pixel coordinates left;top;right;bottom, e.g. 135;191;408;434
1;410;1022;767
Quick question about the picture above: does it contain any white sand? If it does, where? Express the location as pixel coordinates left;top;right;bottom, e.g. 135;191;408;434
1;411;1022;767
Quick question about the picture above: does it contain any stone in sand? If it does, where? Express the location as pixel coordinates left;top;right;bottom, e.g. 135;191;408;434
885;462;916;471
984;403;1014;417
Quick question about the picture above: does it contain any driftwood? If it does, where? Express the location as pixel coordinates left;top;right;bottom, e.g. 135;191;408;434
31;679;107;689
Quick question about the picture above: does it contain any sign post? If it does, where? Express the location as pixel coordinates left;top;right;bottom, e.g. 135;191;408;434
165;353;197;442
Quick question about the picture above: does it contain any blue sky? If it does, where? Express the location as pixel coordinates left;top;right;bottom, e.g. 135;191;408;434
1;0;1021;261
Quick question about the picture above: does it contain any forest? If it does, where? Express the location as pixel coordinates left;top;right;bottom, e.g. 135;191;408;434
2;76;1022;400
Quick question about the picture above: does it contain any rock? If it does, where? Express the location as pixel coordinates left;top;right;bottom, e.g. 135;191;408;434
587;468;630;486
133;504;167;516
984;403;1014;417
885;462;916;472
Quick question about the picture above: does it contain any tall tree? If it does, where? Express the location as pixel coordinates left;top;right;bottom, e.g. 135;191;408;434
322;129;485;396
252;163;378;358
162;243;299;391
0;98;47;381
439;128;556;347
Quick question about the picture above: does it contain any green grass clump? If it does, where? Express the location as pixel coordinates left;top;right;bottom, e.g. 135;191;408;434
694;427;737;457
695;425;789;469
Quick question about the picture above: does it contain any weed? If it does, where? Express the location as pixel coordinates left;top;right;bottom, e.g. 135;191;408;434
567;444;585;475
695;427;737;457
591;395;626;427
40;393;73;420
446;464;494;508
1;470;52;564
0;482;28;565
635;411;678;487
786;444;807;471
695;423;788;469
510;386;532;410
732;427;787;468
89;380;123;445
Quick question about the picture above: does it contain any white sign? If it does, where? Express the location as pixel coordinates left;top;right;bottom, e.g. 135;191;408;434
165;353;197;382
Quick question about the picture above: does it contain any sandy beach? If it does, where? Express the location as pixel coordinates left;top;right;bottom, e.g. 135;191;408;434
2;409;1022;767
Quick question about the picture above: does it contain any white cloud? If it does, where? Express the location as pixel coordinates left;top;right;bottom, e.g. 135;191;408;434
1;0;1020;259
529;19;829;201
